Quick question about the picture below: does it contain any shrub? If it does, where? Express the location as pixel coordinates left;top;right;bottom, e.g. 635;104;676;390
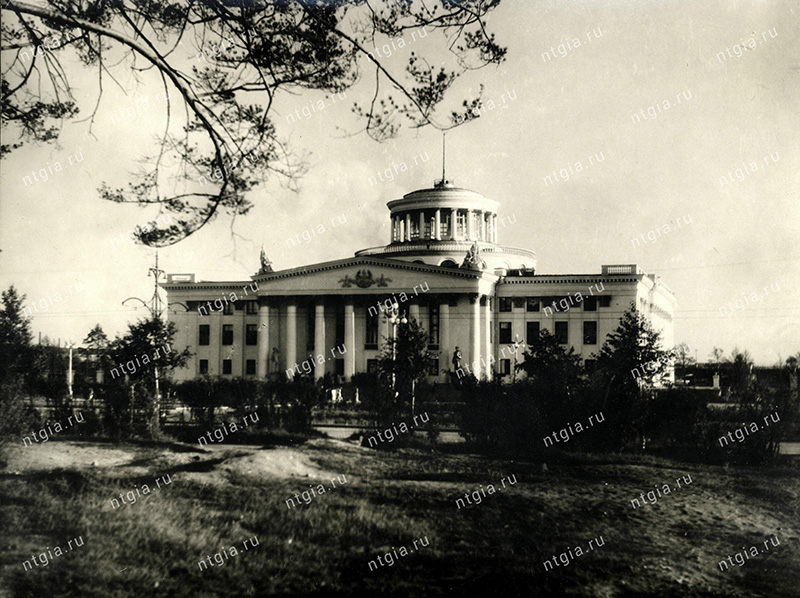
0;381;41;466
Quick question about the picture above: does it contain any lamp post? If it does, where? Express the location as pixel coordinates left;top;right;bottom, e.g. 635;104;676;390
121;253;169;421
386;302;407;399
66;339;75;402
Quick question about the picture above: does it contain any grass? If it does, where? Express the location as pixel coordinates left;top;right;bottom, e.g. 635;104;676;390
1;438;799;597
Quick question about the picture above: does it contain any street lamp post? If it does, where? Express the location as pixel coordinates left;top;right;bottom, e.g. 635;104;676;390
121;253;171;424
386;303;407;397
66;339;75;402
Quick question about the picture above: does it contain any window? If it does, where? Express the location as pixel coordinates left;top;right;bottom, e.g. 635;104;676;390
499;359;511;375
246;324;258;346
599;296;611;308
526;297;540;312
199;359;209;375
222;360;232;375
440;216;450;238
199;324;210;346
555;321;568;344
526;321;540;345
410;217;420;239
583;321;597;345
428;357;440;376
245;301;257;315
513;297;525;309
365;312;379;349
499;322;512;344
423;215;433;238
245;359;256;376
428;303;439;347
456;212;466;236
499;297;513;312
583;296;597;311
367;359;378;374
334;359;344;376
223;302;234;315
222;324;233;345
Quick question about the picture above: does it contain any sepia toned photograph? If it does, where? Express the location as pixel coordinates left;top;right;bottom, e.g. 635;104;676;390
1;0;798;596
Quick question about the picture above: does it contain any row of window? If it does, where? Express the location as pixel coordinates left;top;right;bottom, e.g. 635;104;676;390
397;212;491;241
199;324;258;346
199;359;257;375
498;320;597;345
209;301;259;315
200;319;597;350
498;296;611;312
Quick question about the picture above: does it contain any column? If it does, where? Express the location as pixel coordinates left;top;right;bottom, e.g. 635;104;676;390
344;302;355;379
492;214;498;243
285;302;297;379
481;212;487;241
467;209;474;240
409;302;420;324
434;209;441;240
450;208;457;240
405;213;411;241
314;301;326;380
484;296;492;380
440;301;450;368
256;302;269;378
419;211;426;239
470;295;481;379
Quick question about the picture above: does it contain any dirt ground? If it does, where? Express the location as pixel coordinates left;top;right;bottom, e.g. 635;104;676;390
4;439;347;484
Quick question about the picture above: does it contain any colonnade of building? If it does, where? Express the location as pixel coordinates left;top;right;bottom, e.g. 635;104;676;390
253;294;494;381
390;209;499;243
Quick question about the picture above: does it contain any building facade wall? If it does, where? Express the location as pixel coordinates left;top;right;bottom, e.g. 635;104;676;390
165;270;676;384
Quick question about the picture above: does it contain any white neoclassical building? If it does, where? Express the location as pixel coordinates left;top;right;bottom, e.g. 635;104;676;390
163;179;677;382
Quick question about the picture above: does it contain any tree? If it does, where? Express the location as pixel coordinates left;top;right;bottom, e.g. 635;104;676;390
518;329;584;398
376;316;433;424
515;329;585;427
107;317;190;438
726;349;755;396
82;323;111;381
110;318;190;385
710;347;725;371
2;0;506;245
593;305;672;451
0;285;32;384
0;286;39;463
673;342;695;369
673;342;696;383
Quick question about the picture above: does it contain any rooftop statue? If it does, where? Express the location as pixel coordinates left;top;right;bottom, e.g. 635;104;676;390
259;248;274;274
460;241;486;271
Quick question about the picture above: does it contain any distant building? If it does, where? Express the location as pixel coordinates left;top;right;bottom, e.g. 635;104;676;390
163;178;676;382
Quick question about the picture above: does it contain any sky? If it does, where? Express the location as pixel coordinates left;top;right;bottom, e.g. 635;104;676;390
1;0;798;365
